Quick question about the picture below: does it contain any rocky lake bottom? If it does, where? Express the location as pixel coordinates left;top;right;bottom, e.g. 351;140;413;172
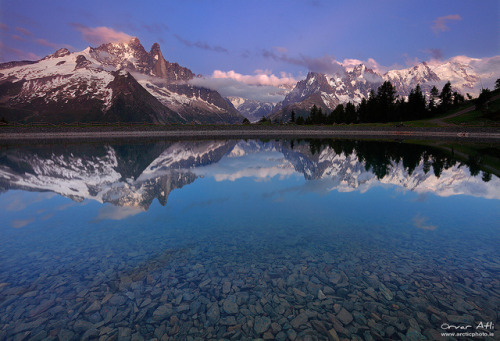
0;138;499;340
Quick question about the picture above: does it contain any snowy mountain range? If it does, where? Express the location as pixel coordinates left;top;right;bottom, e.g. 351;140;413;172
0;141;236;210
1;140;498;213
0;37;243;124
269;56;500;121
226;96;274;122
0;37;498;124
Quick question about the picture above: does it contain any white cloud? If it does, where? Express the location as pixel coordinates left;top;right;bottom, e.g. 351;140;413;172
213;166;296;182
194;147;297;182
189;70;300;103
212;69;297;87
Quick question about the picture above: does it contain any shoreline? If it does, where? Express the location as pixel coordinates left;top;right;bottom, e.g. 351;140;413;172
1;125;500;141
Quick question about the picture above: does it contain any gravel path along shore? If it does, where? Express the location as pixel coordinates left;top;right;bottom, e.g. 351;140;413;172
1;125;499;141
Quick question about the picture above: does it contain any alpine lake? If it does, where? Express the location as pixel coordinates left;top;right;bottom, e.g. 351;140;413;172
0;137;499;341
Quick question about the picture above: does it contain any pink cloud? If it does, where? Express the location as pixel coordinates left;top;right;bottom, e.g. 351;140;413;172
212;69;297;87
263;49;344;75
11;218;34;228
403;54;420;67
96;205;144;221
424;48;444;61
11;34;25;41
35;38;59;49
273;46;288;53
70;24;133;46
174;34;228;54
15;26;33;36
342;57;405;74
34;38;74;51
413;214;437;231
432;14;462;33
0;23;8;31
0;41;39;61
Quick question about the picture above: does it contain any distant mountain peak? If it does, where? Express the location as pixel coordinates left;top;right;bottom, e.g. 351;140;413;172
227;96;274;122
42;48;71;60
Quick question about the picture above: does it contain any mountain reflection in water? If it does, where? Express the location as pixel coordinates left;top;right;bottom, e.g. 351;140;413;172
1;139;499;209
0;138;499;340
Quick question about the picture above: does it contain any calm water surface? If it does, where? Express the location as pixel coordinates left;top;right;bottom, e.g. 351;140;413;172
0;138;499;340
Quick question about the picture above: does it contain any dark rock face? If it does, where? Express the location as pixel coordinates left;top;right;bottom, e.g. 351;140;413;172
74;55;91;70
0;75;108;123
91;38;153;75
105;71;184;124
90;38;194;83
150;43;194;82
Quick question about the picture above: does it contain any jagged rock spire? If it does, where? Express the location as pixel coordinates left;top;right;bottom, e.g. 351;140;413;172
150;43;169;79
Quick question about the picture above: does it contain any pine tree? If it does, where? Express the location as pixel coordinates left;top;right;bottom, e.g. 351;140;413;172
439;81;453;112
476;88;491;112
452;91;464;105
428;85;439;115
290;110;296;123
308;105;319;124
357;98;368;123
330;104;345;124
317;107;325;124
407;84;427;120
344;102;356;124
376;81;397;122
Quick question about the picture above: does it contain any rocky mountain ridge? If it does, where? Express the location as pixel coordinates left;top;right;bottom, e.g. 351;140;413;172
0;38;243;124
269;56;500;121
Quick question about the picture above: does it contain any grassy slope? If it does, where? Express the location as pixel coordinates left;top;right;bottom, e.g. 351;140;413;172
351;89;500;128
408;89;500;127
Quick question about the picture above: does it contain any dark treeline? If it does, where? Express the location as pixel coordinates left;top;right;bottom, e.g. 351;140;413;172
288;138;493;181
293;81;466;125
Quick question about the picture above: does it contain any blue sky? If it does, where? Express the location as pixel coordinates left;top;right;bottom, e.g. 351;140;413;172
1;0;498;82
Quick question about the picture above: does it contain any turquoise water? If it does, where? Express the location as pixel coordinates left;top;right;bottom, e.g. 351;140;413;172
0;139;499;340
